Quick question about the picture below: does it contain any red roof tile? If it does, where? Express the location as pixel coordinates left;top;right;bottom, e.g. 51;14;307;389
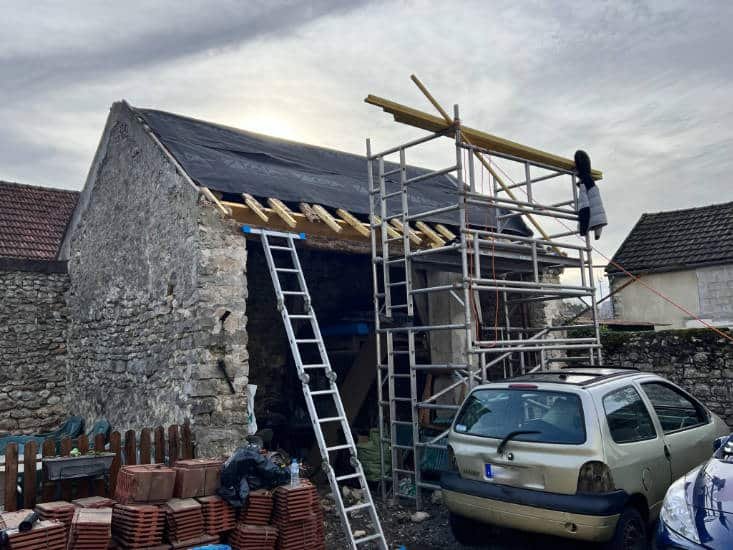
0;180;79;261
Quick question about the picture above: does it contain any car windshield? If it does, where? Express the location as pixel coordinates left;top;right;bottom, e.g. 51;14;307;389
453;388;586;445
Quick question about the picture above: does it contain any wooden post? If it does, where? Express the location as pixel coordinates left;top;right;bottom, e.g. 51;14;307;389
41;438;56;502
23;440;38;509
60;437;72;501
109;432;122;498
181;421;193;460
93;433;106;496
154;426;165;464
168;425;180;466
4;442;18;512
124;430;137;466
139;429;152;465
76;435;90;498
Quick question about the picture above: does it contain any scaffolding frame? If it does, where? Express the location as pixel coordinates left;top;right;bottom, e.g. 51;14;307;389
367;105;603;509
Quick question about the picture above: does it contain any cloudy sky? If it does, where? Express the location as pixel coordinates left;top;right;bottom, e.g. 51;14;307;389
2;0;732;287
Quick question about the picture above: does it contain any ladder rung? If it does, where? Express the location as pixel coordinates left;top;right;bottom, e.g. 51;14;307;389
269;245;293;251
327;444;353;452
386;257;406;264
395;492;417;499
391;420;413;426
336;473;362;482
388;281;407;287
392;397;411;402
417;403;459;410
318;416;346;424
390;374;410;378
345;503;371;514
275;268;299;272
355;533;383;545
282;291;306;295
392;444;413;450
302;364;328;369
296;339;319;343
418;481;442;491
288;314;313;319
394;468;415;475
310;389;337;396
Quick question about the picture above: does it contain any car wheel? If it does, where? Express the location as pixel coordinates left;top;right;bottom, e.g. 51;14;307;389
449;512;486;546
604;506;647;550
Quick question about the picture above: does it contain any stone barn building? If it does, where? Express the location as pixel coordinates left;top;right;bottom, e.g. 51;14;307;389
6;101;563;456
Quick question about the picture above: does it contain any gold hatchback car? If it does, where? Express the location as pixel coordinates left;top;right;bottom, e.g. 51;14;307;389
442;367;729;549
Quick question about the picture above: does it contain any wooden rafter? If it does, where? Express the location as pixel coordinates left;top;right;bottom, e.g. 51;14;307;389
390;219;422;246
371;215;401;239
336;208;370;238
242;193;269;222
415;221;445;247
311;204;343;234
299;202;319;223
267;197;297;228
434;223;457;241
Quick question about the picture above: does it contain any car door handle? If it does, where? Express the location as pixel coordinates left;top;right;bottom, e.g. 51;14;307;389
664;445;671;460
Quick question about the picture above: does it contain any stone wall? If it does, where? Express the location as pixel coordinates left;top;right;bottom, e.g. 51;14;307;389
602;328;733;427
0;262;69;435
65;102;248;455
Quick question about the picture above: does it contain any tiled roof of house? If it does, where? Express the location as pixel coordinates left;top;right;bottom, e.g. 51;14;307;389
606;201;733;275
0;181;79;261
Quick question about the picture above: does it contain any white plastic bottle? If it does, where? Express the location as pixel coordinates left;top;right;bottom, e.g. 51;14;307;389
290;458;300;487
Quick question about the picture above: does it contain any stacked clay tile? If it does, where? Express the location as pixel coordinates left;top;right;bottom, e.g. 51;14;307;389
72;496;117;509
114;464;176;505
197;495;236;535
111;504;164;548
67;508;112;550
35;501;75;534
229;524;278;550
162;498;205;545
0;510;67;550
173;458;223;498
240;489;274;525
272;481;324;550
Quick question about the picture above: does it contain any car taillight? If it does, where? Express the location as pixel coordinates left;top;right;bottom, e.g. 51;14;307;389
577;461;615;493
447;445;459;473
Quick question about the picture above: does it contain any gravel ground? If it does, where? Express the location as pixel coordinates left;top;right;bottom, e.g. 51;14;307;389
322;488;603;550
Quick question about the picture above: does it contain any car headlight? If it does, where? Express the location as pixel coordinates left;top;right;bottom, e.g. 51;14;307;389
660;476;699;544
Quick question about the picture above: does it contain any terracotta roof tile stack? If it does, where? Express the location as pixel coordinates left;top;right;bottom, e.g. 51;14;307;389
0;510;67;550
67;508;112;550
228;524;278;550
115;464;177;505
35;501;76;533
272;481;324;550
173;458;223;498
169;534;220;549
197;495;236;535
111;504;164;548
72;496;117;509
241;489;274;525
162;498;204;545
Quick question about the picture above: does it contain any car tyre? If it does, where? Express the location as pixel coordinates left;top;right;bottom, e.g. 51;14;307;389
449;512;486;546
604;506;647;550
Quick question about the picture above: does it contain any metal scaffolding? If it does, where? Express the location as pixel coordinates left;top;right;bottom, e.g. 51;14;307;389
366;105;603;508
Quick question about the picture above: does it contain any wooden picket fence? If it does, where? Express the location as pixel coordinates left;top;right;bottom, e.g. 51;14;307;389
3;421;194;512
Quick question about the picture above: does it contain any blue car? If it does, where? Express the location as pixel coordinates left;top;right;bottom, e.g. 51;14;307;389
657;433;733;549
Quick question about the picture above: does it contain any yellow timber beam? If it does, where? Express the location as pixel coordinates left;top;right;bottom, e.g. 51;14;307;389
364;94;602;180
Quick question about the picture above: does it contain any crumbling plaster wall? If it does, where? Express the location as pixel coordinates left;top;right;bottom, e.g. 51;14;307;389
0;264;69;435
65;102;248;455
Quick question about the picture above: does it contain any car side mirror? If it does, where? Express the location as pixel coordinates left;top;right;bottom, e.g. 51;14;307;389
713;435;730;452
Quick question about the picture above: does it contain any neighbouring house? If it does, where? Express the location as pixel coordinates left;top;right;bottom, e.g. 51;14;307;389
0;181;78;435
606;201;733;329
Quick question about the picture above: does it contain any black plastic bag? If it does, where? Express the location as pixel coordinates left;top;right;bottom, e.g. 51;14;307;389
217;447;290;507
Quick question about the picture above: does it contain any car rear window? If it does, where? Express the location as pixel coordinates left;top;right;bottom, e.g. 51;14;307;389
453;388;586;444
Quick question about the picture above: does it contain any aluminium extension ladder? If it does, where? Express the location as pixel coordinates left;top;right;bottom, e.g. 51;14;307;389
242;226;388;550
